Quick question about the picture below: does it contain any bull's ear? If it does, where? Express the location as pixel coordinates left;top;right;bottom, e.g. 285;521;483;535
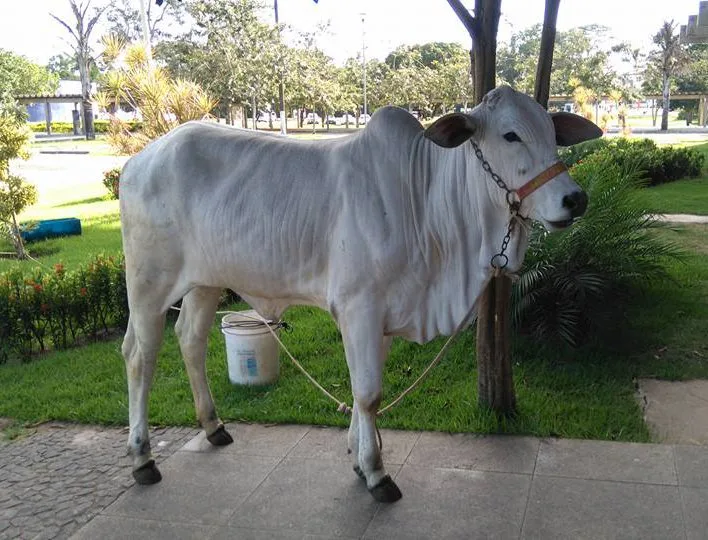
424;113;479;148
551;112;603;147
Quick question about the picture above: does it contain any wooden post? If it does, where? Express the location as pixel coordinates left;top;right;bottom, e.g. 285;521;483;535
534;0;561;109
44;100;52;136
476;272;516;415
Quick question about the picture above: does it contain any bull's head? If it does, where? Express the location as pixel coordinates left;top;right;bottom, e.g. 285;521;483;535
423;85;602;232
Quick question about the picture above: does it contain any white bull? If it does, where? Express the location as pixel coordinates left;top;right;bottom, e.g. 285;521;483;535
119;85;601;502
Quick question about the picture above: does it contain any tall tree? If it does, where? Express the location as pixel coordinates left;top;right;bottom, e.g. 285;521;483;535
51;0;108;140
447;0;501;105
186;0;282;128
497;24;618;97
105;0;186;43
650;20;687;131
0;49;59;118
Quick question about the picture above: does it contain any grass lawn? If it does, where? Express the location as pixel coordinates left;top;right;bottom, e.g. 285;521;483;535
636;141;708;216
1;223;706;441
1;137;707;441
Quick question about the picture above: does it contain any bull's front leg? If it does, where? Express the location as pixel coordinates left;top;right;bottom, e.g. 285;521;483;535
341;311;401;502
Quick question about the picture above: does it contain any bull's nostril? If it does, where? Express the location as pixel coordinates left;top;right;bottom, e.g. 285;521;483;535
563;191;588;218
562;194;577;210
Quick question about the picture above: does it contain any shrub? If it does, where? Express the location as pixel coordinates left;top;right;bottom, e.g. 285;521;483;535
513;155;680;348
102;167;121;199
0;254;128;362
0;114;37;259
560;138;705;186
27;120;143;134
96;40;216;155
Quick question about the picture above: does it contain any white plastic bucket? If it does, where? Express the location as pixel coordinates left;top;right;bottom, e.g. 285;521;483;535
221;310;281;385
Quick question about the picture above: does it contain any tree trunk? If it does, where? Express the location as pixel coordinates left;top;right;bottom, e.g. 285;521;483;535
476;272;516;415
534;0;561;109
251;96;257;130
447;0;501;105
10;212;28;260
78;57;95;140
472;0;501;105
651;99;658;126
661;74;670;131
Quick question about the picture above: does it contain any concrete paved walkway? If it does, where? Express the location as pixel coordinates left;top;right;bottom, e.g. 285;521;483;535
3;422;704;540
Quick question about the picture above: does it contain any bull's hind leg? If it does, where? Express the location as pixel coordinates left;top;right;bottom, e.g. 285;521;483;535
175;287;233;446
122;311;166;485
341;312;401;502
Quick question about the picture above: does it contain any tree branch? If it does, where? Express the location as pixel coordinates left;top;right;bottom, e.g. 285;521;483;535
446;0;477;37
50;13;79;43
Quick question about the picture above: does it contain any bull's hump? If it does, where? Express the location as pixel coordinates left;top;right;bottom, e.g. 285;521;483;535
368;106;423;135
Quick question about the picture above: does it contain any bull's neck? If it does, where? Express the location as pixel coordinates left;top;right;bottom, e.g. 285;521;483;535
409;133;518;276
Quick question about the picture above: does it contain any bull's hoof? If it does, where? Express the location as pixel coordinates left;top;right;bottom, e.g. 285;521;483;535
132;459;162;485
206;425;233;446
353;465;365;480
368;475;402;503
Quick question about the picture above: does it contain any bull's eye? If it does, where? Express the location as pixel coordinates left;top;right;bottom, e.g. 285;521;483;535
504;131;521;142
503;131;522;143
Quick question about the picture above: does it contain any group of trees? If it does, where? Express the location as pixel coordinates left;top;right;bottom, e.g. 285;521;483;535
2;1;705;133
149;0;475;125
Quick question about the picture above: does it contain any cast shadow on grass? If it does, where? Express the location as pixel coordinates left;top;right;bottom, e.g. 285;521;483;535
53;196;107;208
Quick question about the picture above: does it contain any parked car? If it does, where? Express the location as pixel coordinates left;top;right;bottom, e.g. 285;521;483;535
358;113;371;125
304;113;321;124
334;113;356;126
257;111;276;122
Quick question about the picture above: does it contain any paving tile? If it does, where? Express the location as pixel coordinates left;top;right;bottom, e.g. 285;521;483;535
535;438;677;485
103;451;280;526
674;444;708;488
681;487;708;540
227;457;382;538
181;423;309;457
363;465;530;540
288;426;420;465
521;476;684;540
70;515;216;540
638;378;708;444
210;527;359;540
406;433;538;474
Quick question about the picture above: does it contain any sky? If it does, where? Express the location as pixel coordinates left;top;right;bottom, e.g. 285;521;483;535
0;0;702;67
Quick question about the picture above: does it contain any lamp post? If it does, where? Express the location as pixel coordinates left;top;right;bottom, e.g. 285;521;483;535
361;12;367;119
274;0;287;135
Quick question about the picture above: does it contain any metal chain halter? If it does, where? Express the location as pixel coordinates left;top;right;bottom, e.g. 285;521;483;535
469;140;568;270
470;141;521;270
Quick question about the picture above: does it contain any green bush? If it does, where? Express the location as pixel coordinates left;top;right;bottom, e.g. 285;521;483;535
560;138;704;186
27;120;143;134
102;167;121;199
513;155;680;347
0;254;127;362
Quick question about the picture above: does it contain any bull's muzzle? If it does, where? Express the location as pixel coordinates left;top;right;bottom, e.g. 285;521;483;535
562;190;588;218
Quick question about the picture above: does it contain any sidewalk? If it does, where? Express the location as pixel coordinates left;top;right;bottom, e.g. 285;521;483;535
3;422;705;540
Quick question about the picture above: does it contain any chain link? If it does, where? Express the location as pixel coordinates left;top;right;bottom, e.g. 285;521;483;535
470;141;519;269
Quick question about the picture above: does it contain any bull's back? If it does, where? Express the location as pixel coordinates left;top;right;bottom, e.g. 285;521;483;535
120;122;342;296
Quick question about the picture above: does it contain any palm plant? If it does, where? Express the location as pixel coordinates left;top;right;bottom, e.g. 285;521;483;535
96;39;217;154
513;154;680;347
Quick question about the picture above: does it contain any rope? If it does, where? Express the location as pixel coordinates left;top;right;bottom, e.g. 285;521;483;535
171;305;469;418
226;309;473;418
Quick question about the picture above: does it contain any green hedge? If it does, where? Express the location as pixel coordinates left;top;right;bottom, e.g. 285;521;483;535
0;254;128;362
27;120;143;134
560;138;705;186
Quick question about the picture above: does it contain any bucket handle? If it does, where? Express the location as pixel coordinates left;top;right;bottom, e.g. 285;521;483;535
221;319;291;332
